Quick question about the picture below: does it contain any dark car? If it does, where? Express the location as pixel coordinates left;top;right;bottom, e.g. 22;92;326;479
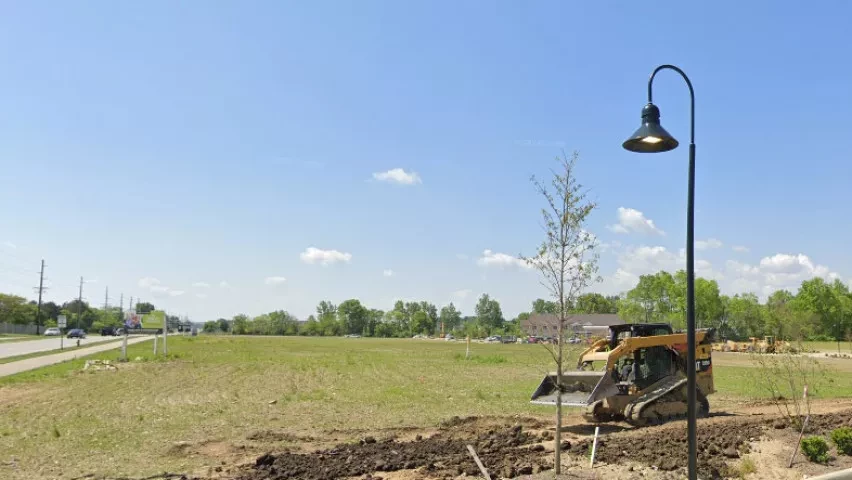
67;328;87;339
100;326;119;336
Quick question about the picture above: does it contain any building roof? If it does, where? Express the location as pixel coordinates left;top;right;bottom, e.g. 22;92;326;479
520;313;624;331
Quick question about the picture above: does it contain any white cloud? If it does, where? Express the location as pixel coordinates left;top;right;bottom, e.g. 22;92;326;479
732;245;750;253
300;247;353;265
168;290;185;297
724;253;840;297
607;207;665;236
372;168;422;185
219;281;230;288
617;245;681;273
2;241;16;249
453;289;472;299
138;277;161;289
138;277;175;296
696;238;723;250
477;249;532;269
265;276;287;285
192;282;210;288
383;269;394;277
196;293;208;299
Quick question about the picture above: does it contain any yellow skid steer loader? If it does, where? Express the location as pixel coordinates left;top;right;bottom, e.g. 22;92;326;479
530;323;716;426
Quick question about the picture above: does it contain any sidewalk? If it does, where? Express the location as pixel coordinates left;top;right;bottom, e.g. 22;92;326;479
0;336;155;377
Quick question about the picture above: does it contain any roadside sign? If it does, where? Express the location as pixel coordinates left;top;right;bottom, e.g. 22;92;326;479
58;315;67;328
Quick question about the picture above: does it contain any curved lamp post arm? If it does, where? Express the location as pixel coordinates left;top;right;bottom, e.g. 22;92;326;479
648;64;695;144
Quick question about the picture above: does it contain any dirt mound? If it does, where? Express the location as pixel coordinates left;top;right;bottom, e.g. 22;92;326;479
235;424;549;480
571;411;852;479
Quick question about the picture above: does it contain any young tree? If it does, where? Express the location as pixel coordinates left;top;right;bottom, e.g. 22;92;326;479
521;151;600;474
475;294;504;332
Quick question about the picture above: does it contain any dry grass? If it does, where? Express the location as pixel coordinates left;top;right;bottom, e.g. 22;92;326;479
1;336;850;480
0;336;577;479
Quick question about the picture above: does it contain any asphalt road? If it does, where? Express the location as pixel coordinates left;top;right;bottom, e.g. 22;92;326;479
0;335;155;377
0;335;122;359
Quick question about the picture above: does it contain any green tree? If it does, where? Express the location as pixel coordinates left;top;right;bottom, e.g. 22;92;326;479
338;299;368;335
0;294;36;325
202;321;218;333
135;302;155;314
439;303;462;333
475;294;504;332
302;315;320;336
316;300;337;318
532;298;558;314
216;318;230;333
410;311;431;335
727;294;764;339
232;314;249;335
694;278;723;329
574;293;616;314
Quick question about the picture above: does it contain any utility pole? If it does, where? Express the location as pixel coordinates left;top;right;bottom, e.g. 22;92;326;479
119;293;124;325
103;286;109;311
76;276;84;329
129;296;134;314
33;259;47;335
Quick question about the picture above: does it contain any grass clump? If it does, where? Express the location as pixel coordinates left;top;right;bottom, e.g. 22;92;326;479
831;426;852;455
801;436;830;463
734;456;757;478
453;353;507;364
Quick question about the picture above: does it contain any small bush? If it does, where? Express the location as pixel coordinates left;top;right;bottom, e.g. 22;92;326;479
801;436;830;463
831;427;852;455
735;456;757;478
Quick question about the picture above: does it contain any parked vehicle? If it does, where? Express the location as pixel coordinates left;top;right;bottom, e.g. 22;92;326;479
44;327;61;336
100;326;120;336
67;329;87;339
485;335;502;343
502;335;517;344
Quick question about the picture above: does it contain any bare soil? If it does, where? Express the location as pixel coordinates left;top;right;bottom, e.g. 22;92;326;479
173;404;852;480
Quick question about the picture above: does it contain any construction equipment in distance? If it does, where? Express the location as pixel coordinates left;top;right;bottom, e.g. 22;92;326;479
530;323;715;427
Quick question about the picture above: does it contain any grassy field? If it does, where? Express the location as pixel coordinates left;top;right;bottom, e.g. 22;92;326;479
1;336;851;480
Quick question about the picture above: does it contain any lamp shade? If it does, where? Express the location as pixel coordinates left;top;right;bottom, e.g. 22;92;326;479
622;103;679;153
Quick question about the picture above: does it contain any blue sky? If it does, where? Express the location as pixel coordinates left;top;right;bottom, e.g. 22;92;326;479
2;1;852;321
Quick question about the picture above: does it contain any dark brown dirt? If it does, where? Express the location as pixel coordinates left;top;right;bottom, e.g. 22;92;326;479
213;410;852;480
570;410;852;479
235;419;551;480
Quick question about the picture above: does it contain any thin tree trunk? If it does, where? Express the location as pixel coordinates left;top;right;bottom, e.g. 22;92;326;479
555;301;564;474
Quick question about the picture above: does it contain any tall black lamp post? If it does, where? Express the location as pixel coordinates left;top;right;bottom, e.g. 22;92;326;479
622;64;698;480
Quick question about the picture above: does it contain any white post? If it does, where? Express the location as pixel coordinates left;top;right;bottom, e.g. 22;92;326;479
466;336;471;360
153;332;158;355
590;426;600;468
163;312;168;355
121;333;128;361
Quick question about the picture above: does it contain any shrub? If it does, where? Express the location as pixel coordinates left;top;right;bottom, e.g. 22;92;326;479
735;456;757;478
801;436;830;463
831;427;852;455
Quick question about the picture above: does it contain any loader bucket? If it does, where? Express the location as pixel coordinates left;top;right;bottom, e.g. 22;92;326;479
530;370;617;407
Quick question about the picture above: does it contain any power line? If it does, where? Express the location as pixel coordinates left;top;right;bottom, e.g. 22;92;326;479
76;276;84;330
33;259;47;335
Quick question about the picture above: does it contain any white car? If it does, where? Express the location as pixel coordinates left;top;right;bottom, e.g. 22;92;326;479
44;327;61;336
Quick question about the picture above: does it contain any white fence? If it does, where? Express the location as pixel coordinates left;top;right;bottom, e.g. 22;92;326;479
0;323;39;335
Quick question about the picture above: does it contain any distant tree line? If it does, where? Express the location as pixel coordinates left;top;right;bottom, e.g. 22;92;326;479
615;270;852;342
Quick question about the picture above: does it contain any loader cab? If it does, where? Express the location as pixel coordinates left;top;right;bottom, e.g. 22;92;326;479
607;323;673;351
